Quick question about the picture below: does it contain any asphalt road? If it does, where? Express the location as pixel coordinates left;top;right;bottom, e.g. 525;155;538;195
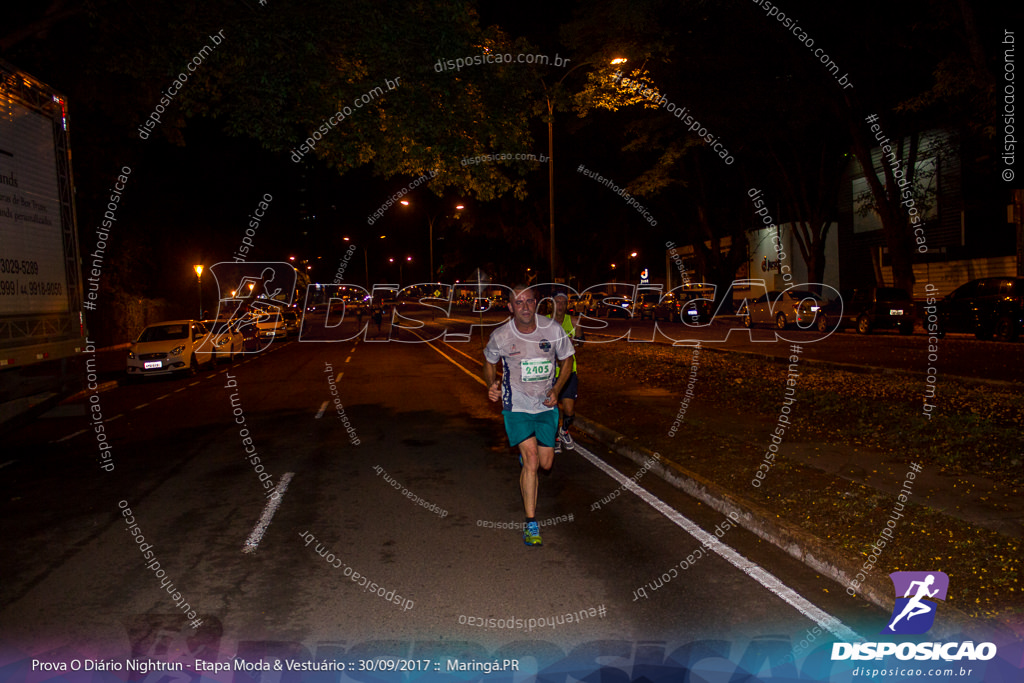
1;329;891;677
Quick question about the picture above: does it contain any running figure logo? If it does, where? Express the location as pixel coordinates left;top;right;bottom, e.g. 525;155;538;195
883;571;949;635
206;262;297;354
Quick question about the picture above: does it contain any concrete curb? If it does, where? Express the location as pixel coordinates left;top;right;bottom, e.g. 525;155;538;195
574;415;1012;641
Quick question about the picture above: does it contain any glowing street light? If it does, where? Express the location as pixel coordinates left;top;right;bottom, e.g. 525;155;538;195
401;200;465;282
193;264;203;318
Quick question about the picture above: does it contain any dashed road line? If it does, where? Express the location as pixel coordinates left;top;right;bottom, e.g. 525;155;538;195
315;401;328;419
55;429;87;443
242;472;295;554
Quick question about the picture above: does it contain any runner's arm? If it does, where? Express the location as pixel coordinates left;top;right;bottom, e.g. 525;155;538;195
544;356;575;407
484;360;502;402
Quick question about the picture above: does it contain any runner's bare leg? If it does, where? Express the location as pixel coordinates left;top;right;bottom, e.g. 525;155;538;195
519;438;540;518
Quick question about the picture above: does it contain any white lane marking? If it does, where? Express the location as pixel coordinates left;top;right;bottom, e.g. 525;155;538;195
574;442;863;642
0;460;17;470
315;401;328;419
413;331;486;387
55;429;87;443
242;472;295;554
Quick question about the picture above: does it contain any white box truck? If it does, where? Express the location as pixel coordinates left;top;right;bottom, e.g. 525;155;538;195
0;59;87;427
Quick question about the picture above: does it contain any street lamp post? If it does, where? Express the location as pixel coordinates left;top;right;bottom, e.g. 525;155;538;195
388;256;412;284
193;264;203;318
401;200;463;282
542;57;626;283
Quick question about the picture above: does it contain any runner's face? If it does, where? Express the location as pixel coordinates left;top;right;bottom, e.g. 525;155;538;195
509;290;537;327
554;297;567;317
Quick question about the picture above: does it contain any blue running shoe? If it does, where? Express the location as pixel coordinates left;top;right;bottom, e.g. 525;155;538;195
523;520;542;546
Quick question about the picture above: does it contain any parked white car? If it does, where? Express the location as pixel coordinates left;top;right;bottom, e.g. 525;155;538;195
126;320;216;377
254;309;288;342
201;318;244;362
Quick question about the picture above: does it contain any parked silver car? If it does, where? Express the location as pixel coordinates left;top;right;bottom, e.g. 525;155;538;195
741;290;829;332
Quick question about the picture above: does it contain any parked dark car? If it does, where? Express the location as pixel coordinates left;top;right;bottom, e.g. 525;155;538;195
282;310;301;337
839;287;914;335
636;291;662;320
601;295;634;318
651;292;682;322
652;289;714;324
937;277;1024;341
